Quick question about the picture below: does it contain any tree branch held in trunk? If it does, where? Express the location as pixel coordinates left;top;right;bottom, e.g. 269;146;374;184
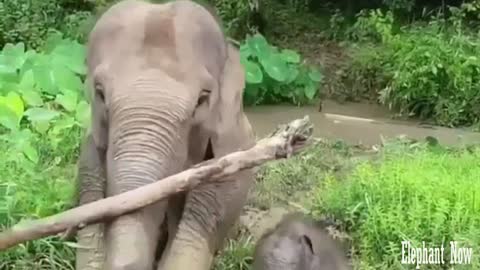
0;116;314;251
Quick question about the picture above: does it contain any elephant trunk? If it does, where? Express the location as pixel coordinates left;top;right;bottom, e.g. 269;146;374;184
104;89;192;269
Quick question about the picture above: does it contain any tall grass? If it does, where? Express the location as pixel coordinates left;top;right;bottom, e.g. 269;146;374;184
0;129;81;269
310;142;480;269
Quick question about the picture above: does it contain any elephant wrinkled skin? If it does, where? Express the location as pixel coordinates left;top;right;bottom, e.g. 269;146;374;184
74;0;255;269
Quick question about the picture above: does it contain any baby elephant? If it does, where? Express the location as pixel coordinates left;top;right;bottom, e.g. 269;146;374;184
252;213;350;270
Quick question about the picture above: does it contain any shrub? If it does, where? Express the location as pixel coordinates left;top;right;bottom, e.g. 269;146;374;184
209;0;260;38
346;9;395;43
239;34;323;106
0;32;89;166
309;142;480;269
0;0;94;49
378;25;480;126
0;148;77;269
0;34;89;269
341;8;480;127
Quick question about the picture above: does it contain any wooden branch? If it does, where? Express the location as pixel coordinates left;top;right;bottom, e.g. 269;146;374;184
0;116;314;251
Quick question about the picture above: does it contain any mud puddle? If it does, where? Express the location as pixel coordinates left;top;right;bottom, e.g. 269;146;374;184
245;100;480;146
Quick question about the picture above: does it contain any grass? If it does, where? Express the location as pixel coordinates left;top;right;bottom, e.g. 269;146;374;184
308;141;480;269
1;135;479;270
218;139;480;270
0;128;82;269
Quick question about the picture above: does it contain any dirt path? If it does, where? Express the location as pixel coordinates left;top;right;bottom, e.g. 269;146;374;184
245;100;480;146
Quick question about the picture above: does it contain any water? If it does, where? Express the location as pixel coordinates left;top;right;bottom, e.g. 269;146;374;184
245;100;480;146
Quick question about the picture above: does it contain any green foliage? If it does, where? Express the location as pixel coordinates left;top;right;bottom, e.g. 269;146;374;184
326;9;348;41
382;0;415;12
239;34;323;105
0;0;94;49
213;236;254;270
347;9;395;42
378;27;480;126
340;8;480;127
309;141;480;269
283;0;312;13
209;0;260;38
0;33;90;167
0;157;77;269
0;35;90;269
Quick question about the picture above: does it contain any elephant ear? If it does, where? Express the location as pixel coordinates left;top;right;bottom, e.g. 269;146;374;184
208;43;255;158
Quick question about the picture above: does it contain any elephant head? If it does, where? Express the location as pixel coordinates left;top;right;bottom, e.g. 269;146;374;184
252;213;351;270
83;0;252;268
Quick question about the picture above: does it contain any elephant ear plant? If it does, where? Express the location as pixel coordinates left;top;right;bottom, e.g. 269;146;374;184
75;0;256;269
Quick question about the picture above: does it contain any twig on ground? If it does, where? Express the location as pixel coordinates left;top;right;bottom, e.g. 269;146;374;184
0;116;313;251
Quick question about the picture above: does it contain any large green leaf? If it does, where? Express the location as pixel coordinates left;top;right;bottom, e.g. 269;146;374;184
0;54;19;84
50;40;87;75
239;43;252;59
22;141;39;164
32;58;84;95
32;63;58;94
22;90;44;107
51;116;76;134
243;60;263;84
33;120;51;134
285;66;300;83
19;50;39;77
308;68;323;82
0;54;17;75
55;90;78;112
24;108;60;122
259;53;289;82
2;43;27;70
75;101;91;128
19;69;35;91
0;91;25;122
17;69;45;107
0;105;20;130
304;81;318;100
42;31;64;54
55;67;84;92
281;49;301;63
246;34;271;58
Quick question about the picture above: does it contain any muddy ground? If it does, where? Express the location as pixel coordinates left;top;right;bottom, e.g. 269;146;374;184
211;138;380;269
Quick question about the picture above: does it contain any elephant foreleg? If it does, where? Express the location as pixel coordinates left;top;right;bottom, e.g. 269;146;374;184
75;134;107;270
157;169;255;270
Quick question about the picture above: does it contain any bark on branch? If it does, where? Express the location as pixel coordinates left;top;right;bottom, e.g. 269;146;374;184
0;116;314;251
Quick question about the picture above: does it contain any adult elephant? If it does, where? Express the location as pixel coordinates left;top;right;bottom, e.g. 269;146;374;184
74;0;255;269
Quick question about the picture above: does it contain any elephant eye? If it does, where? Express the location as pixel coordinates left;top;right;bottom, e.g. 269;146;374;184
196;89;211;107
94;82;105;103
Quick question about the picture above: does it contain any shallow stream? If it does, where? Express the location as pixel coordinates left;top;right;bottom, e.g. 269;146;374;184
245;100;480;146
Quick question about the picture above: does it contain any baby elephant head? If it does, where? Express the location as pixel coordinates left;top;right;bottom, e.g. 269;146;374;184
252;213;351;270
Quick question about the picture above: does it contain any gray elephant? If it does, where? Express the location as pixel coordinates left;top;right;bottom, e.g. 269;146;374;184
74;0;256;269
252;213;351;270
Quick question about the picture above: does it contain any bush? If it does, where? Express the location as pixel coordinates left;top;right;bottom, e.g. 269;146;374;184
309;142;480;269
0;33;90;269
239;34;323;106
0;32;89;166
0;0;94;49
208;0;259;38
341;9;480;127
0;148;77;269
